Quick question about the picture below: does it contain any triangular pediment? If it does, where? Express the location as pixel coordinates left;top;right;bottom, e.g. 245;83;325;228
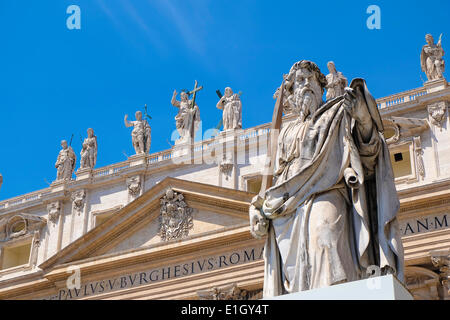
39;177;253;271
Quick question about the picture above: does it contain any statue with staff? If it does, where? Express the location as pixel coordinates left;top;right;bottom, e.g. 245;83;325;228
216;87;242;131
171;81;202;144
124;104;152;155
249;60;404;297
55;139;76;181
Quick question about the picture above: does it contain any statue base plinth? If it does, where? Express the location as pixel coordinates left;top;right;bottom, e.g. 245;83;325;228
172;142;197;164
75;168;92;181
424;78;447;93
50;180;68;193
218;128;243;140
264;275;413;300
128;153;148;167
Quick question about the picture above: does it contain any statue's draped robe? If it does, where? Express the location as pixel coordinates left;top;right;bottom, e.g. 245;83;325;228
81;136;97;168
56;147;76;180
420;44;445;80
261;82;404;297
176;101;200;142
131;120;151;153
326;72;347;100
221;95;242;130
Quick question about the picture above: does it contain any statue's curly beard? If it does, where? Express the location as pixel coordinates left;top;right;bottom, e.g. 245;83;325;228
292;87;321;122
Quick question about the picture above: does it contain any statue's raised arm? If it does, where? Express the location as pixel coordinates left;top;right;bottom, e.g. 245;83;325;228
124;114;133;128
171;90;180;108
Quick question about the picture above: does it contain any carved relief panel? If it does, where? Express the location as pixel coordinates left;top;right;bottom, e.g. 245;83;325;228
159;188;193;241
126;176;142;197
47;201;61;224
427;101;447;129
71;189;86;215
197;283;263;300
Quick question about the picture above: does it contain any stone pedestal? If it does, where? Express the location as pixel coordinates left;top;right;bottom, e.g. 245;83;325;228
50;180;68;193
264;275;413;300
424;78;448;93
75;168;92;181
128;153;148;167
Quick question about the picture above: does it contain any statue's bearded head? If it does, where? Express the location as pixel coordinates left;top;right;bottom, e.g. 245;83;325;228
135;111;142;121
61;140;68;150
291;60;327;118
87;128;94;138
225;87;233;98
180;92;189;102
426;34;434;45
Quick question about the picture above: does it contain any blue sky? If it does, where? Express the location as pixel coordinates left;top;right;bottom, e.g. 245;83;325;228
0;0;449;200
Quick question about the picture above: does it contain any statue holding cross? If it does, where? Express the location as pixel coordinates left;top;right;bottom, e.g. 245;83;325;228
171;81;202;145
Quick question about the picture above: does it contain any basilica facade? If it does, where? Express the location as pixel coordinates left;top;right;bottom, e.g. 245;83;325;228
0;52;449;300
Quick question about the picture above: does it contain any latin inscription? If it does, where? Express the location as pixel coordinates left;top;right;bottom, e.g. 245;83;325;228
399;213;448;236
44;246;264;300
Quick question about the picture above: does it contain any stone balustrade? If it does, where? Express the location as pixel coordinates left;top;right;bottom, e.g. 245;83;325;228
0;188;51;210
377;86;428;109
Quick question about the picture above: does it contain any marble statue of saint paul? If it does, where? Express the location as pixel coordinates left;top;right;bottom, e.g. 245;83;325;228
250;60;404;297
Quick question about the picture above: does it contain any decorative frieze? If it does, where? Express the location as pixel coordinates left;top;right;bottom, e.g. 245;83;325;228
197;283;262;300
159;188;193;241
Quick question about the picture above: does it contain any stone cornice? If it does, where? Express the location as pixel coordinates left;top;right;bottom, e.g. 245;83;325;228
397;178;450;212
403;228;450;267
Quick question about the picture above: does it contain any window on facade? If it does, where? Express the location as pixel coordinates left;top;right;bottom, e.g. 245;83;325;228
247;176;262;194
1;241;32;271
390;147;412;178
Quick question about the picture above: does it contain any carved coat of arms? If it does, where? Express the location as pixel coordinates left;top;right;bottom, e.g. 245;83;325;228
159;188;193;241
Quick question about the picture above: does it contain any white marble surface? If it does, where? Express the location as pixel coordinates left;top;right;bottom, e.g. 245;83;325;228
264;275;413;300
